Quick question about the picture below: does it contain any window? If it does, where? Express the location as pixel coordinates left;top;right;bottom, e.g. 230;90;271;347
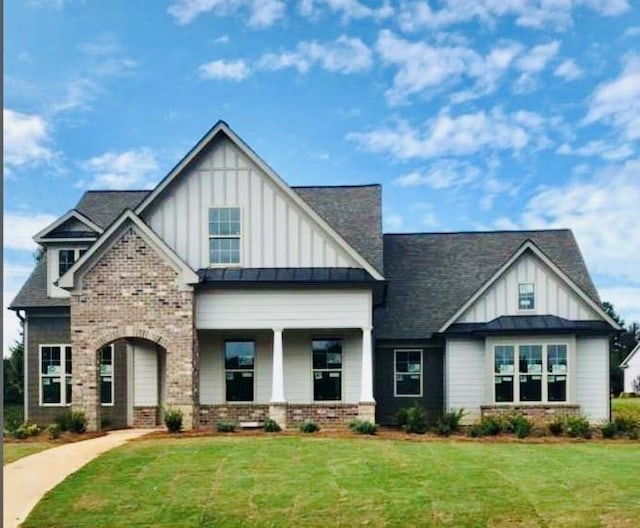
100;345;114;406
518;283;535;310
395;349;422;396
225;341;254;401
493;343;568;404
312;339;342;401
58;250;76;276
494;345;515;402
40;345;72;405
209;207;241;265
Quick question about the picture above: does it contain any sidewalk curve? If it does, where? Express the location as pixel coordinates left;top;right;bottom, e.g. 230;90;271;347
4;428;154;528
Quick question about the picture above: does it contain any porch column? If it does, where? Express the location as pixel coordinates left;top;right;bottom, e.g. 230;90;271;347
358;326;376;423
269;328;287;429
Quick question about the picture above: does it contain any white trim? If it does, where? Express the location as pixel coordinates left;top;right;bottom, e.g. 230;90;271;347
393;349;423;398
207;205;243;267
34;209;103;243
135;121;383;280
621;343;640;368
24;313;29;421
517;282;535;312
311;337;344;403
57;210;198;291
39;344;72;407
438;240;621;332
100;344;115;407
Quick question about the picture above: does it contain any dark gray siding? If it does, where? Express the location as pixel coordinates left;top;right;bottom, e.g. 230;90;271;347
374;344;444;425
100;340;128;429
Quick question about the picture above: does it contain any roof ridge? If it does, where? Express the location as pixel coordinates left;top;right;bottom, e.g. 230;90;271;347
81;189;152;194
293;184;381;189
384;229;573;236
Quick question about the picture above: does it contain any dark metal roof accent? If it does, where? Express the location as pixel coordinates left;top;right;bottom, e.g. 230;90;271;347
375;230;603;340
41;230;98;239
446;315;615;335
9;254;70;309
292;185;383;275
198;267;377;283
75;190;151;228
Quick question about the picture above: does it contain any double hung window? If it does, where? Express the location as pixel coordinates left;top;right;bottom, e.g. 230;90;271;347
209;207;241;265
40;345;72;405
312;339;342;401
225;341;255;401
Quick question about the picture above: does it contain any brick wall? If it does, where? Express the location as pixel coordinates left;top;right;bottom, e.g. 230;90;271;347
133;406;159;428
70;226;197;431
481;404;581;424
199;405;269;427
287;404;359;426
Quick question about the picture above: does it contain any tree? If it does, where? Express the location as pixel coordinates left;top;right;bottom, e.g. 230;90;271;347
4;340;24;404
603;302;640;395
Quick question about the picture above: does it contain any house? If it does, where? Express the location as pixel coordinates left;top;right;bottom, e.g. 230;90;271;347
621;343;640;394
10;120;620;431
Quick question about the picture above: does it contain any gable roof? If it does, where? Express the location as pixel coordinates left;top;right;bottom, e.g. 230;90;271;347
621;342;640;368
33;209;103;243
76;190;150;228
9;254;70;309
375;229;608;340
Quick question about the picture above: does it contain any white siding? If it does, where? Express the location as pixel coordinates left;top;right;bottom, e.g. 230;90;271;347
143;137;358;269
198;329;362;405
445;339;486;424
133;341;158;406
459;252;599;323
196;289;372;330
46;245;91;298
575;337;609;421
624;351;640;393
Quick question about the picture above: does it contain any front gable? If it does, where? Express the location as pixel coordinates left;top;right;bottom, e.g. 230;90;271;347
34;210;102;243
137;123;382;278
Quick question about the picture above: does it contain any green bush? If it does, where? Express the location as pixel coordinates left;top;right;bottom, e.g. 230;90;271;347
11;426;28;439
216;421;236;433
397;402;428;434
68;411;87;434
467;423;483;438
565;415;591;439
11;422;41;439
48;423;62;440
479;416;504;436
299;420;320;433
434;409;465;436
54;411;72;432
349;420;377;435
600;421;617;439
4;405;24;432
547;418;564;436
506;414;533;439
164;408;183;433
613;414;639;434
628;428;639;440
263;418;281;433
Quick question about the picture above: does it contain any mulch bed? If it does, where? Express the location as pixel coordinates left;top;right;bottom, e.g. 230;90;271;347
4;430;106;444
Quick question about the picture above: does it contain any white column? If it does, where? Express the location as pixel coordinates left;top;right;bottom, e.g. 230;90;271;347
270;328;285;403
359;326;375;403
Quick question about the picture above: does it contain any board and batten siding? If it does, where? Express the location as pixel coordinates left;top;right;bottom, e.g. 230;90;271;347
445;338;486;423
131;341;158;406
196;289;372;330
459;251;599;323
575;337;609;421
198;329;361;405
143;137;359;270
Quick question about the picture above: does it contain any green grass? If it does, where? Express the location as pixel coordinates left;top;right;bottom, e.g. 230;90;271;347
24;437;640;527
612;397;640;421
4;442;56;465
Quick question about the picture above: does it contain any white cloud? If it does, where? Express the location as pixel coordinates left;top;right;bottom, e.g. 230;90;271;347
554;59;583;81
393;160;480;189
199;59;251;81
259;35;372;74
3;261;39;357
168;0;286;27
78;35;138;77
298;0;393;21
514;41;560;91
79;148;159;189
347;108;542;160
384;213;403;231
584;55;640;140
3;108;55;171
4;213;58;251
213;34;230;44
557;140;634;161
599;287;640;325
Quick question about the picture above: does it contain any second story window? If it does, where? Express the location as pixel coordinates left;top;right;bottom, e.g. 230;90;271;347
59;250;76;276
518;283;535;310
209;207;241;265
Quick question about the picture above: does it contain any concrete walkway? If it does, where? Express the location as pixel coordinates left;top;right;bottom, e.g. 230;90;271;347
4;428;154;528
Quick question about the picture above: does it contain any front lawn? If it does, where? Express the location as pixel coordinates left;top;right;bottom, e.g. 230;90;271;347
25;437;639;527
4;442;56;465
613;397;640;422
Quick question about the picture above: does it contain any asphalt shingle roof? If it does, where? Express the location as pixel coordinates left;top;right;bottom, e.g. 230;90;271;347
374;230;602;340
75;190;151;228
10;254;70;309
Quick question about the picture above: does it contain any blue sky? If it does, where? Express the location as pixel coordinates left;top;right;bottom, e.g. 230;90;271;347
4;0;640;356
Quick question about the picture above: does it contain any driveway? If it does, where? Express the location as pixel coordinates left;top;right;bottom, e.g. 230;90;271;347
3;428;154;528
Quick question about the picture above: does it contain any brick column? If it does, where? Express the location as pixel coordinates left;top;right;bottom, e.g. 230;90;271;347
71;340;101;432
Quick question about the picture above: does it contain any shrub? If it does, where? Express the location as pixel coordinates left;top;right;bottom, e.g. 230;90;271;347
613;414;639;434
48;423;62;440
479;415;504;436
68;411;87;434
349;420;377;435
164;408;183;433
434;409;465;437
398;402;428;434
54;412;72;432
217;421;236;433
467;423;483;438
628;428;639;440
263;418;281;433
565;415;591;439
11;422;41;439
299;420;320;433
506;414;533;439
600;421;617;439
11;426;28;439
548;418;564;437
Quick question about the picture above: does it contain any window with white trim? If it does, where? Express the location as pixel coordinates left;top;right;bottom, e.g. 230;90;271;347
225;341;254;402
58;248;87;277
40;345;72;405
100;345;114;406
518;283;535;310
312;339;342;401
493;343;568;403
394;349;422;396
209;207;241;265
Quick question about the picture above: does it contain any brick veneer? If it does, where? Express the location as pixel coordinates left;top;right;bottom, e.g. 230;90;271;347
70;226;197;431
481;404;581;424
287;404;359;426
133;406;159;428
199;405;270;427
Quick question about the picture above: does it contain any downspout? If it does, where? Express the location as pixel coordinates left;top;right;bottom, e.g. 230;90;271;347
16;310;28;422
